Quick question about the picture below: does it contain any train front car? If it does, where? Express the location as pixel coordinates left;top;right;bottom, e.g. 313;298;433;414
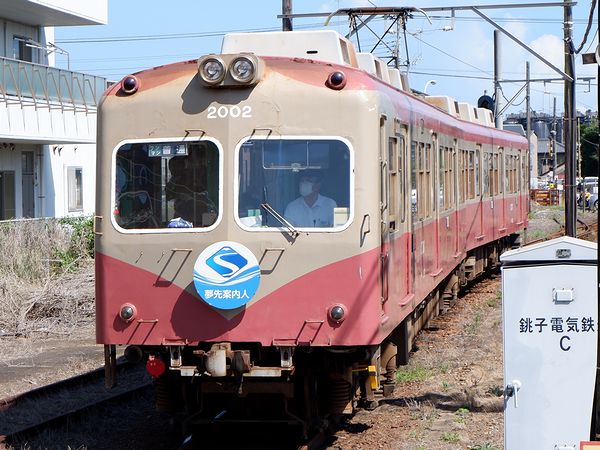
95;30;393;435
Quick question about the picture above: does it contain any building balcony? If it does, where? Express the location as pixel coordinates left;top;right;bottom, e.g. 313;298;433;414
0;1;107;27
0;56;107;145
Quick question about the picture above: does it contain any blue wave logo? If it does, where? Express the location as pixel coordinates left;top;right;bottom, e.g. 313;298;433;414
206;246;248;278
193;241;261;310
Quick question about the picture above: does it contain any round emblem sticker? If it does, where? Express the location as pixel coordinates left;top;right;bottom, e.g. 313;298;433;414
193;241;261;310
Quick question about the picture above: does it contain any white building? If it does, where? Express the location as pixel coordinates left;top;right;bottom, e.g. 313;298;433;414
0;1;107;219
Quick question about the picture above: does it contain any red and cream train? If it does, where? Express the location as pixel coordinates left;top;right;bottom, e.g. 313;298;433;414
95;29;528;433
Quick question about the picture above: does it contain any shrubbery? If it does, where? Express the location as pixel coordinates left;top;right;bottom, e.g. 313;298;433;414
0;217;95;336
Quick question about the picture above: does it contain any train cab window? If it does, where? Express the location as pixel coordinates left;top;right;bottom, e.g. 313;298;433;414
237;138;352;230
113;140;220;230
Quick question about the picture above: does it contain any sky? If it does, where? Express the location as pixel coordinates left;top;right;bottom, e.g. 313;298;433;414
53;1;599;117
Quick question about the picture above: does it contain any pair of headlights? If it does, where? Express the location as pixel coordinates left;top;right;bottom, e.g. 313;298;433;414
198;55;258;86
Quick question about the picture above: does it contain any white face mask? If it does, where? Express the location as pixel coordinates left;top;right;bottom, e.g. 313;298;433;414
299;181;313;197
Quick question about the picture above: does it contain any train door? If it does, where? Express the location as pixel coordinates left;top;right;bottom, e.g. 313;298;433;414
438;140;457;269
496;147;505;239
379;115;390;310
475;144;484;239
452;139;460;259
411;134;434;293
431;134;441;274
387;121;411;305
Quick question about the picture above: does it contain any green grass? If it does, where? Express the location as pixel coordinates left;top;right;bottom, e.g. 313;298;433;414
486;291;501;308
464;310;483;335
486;384;504;397
396;366;431;384
469;444;500;450
527;229;551;241
438;362;449;374
441;432;460;443
455;407;470;423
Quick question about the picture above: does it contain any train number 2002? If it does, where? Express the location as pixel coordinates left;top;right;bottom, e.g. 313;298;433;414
207;105;252;119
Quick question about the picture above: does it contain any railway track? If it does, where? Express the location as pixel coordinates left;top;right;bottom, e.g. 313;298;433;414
0;360;321;450
0;216;595;450
526;215;597;245
0;360;151;445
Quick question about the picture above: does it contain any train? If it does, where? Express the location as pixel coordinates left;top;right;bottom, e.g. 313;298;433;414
94;29;529;437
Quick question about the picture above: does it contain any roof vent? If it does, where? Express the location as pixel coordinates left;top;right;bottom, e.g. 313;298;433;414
221;30;358;67
356;53;390;83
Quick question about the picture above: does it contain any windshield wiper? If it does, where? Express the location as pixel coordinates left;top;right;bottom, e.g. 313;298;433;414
260;203;299;238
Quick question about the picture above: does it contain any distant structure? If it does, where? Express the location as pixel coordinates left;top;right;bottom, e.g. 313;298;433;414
505;110;597;181
505;112;566;178
0;2;107;219
503;121;538;187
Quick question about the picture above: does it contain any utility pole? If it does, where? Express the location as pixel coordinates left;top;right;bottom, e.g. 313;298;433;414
494;30;503;129
595;0;600;439
552;97;557;186
526;62;532;208
563;0;576;236
282;0;293;31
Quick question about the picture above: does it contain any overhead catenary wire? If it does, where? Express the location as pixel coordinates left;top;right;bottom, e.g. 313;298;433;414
55;14;593;45
574;0;597;53
408;33;493;76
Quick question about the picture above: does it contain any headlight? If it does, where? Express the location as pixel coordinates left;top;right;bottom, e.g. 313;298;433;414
199;57;226;84
230;56;256;83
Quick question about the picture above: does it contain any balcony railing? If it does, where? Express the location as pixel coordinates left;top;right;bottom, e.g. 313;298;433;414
0;57;107;113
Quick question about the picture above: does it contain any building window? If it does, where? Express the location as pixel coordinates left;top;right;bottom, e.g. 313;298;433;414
0;171;16;219
67;167;83;212
12;36;33;62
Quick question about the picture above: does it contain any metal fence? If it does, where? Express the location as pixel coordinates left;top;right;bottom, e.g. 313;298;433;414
0;57;107;113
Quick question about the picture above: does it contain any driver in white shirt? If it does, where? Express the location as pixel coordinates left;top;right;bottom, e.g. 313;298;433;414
284;171;337;227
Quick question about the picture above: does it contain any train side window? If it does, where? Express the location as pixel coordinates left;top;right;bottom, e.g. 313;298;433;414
505;153;510;193
459;149;466;203
398;136;406;222
490;150;499;196
497;149;503;194
388;137;398;220
439;146;445;210
517;151;529;191
449;147;455;207
483;151;490;197
416;142;432;220
467;150;475;200
475;145;481;197
236;138;352;230
113;140;220;231
506;152;517;193
440;146;455;210
411;141;417;219
416;143;424;219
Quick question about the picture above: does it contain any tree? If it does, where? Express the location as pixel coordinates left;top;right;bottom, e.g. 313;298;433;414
580;121;599;177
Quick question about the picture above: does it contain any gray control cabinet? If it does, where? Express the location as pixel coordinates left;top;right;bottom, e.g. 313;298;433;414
501;236;597;450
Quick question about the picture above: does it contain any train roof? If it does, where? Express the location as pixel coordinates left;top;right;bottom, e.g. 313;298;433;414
221;30;505;129
105;30;525;145
222;30;358;68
